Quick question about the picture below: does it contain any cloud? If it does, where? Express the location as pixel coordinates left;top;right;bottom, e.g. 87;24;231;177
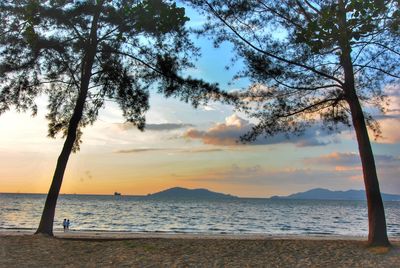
114;148;169;154
201;105;217;111
375;118;400;144
335;166;362;172
184;114;334;147
114;148;167;154
145;123;194;131
301;151;400;189
304;152;399;167
184;114;250;146
384;83;400;97
180;148;225;153
304;152;361;166
372;84;400;144
117;122;194;131
295;138;330;147
178;158;400;195
181;164;365;193
114;147;226;154
182;164;268;184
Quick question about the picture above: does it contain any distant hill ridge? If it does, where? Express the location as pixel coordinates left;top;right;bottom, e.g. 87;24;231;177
271;188;400;201
139;187;400;201
144;187;238;200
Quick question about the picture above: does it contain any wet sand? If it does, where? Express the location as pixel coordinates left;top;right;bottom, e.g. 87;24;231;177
1;231;399;267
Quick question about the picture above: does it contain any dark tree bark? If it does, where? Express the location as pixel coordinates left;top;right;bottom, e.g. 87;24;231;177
35;3;102;236
338;0;390;247
346;91;390;247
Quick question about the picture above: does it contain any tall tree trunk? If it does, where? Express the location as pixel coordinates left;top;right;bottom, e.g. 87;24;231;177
346;94;390;247
35;3;102;236
337;0;390;246
337;0;390;247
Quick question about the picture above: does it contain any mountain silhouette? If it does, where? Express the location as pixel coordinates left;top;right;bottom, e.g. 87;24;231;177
270;188;400;201
143;187;238;200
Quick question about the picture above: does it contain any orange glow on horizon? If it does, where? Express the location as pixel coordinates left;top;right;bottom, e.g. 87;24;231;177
335;165;362;171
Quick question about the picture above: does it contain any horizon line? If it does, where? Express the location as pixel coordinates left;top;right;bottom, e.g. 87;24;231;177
0;191;268;199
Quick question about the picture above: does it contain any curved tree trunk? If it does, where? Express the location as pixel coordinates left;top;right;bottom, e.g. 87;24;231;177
342;53;390;247
337;0;390;247
35;118;81;236
346;94;390;247
35;4;102;236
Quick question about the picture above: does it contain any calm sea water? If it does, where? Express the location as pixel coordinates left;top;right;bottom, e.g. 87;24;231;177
1;194;399;236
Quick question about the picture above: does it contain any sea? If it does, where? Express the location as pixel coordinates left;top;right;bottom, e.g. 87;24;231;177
1;193;400;237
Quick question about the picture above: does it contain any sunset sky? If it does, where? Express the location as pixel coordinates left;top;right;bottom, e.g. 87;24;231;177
0;6;399;197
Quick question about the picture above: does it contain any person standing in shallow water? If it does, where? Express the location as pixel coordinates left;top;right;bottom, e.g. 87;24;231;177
63;219;67;232
66;219;70;231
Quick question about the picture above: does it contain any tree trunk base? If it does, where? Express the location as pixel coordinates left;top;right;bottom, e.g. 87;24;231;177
34;227;54;237
367;238;391;248
34;232;53;237
34;231;53;237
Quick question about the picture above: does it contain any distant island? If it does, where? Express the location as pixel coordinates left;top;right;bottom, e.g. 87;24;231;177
143;187;239;200
270;188;400;201
108;187;400;201
141;187;400;201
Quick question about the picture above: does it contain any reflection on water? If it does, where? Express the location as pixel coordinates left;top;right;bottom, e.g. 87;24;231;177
1;193;399;236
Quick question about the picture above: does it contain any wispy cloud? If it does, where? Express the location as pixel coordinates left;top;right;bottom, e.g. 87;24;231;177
175;158;399;194
180;148;225;153
304;152;399;167
114;148;170;154
304;152;361;166
145;123;194;131
114;147;226;154
117;122;194;131
180;164;364;192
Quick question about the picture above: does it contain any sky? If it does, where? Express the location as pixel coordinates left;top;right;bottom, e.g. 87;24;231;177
0;6;399;197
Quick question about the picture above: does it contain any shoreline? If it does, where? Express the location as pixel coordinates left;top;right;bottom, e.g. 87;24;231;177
2;229;400;241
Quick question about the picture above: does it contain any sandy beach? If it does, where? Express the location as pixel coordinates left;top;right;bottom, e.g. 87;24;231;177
1;231;399;267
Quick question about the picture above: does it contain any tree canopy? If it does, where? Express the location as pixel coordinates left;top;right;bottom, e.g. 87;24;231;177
0;0;220;150
0;0;224;236
189;0;399;140
189;0;399;246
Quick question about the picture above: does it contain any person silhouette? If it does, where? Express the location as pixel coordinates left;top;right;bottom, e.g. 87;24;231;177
63;219;67;232
66;219;70;231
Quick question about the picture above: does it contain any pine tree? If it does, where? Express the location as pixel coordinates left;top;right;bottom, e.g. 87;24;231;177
0;0;220;236
189;0;399;246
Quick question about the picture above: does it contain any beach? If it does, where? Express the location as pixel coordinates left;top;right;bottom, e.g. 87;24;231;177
1;231;399;267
